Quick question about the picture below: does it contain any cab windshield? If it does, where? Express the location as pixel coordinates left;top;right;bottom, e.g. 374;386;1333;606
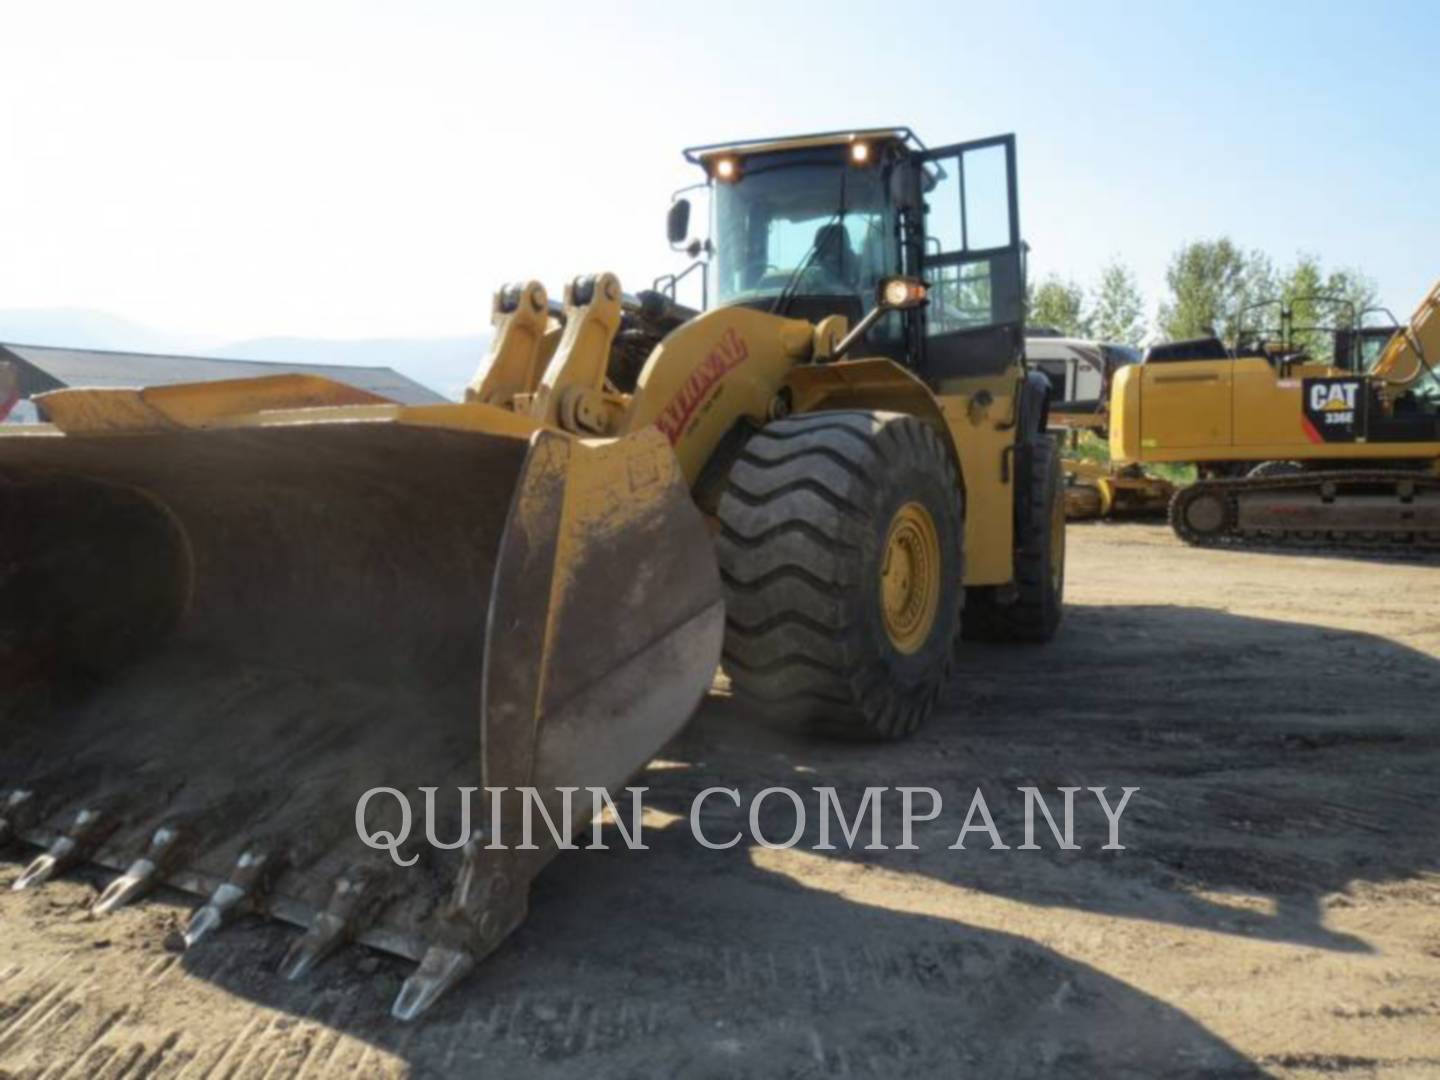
711;156;895;311
1357;329;1394;372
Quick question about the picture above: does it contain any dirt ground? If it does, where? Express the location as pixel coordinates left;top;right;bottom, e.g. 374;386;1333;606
2;522;1438;1079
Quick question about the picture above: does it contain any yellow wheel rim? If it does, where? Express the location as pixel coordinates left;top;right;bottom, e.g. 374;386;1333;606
880;502;942;654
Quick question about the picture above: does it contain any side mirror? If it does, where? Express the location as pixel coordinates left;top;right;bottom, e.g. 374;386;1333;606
667;199;691;246
889;163;923;212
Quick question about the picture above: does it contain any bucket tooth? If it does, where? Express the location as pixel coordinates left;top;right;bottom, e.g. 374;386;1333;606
11;807;115;891
0;790;36;849
92;824;185;915
279;867;381;980
392;946;475;1022
391;837;532;1021
183;846;282;947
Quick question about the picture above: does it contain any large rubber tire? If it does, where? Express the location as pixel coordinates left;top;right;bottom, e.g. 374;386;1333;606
963;435;1065;643
716;411;964;739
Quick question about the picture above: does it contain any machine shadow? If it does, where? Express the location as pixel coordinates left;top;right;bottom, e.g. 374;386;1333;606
666;601;1440;957
127;600;1438;1076
112;816;1266;1079
7;603;1426;1075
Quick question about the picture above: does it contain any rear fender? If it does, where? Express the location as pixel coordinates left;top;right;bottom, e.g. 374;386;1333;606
785;358;1023;585
785;357;963;492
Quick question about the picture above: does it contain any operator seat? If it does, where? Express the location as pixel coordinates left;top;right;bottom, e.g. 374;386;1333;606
813;224;856;287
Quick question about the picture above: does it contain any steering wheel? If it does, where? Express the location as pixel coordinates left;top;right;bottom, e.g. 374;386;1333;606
739;257;779;284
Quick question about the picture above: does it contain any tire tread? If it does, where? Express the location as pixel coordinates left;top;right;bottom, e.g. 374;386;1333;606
717;410;963;738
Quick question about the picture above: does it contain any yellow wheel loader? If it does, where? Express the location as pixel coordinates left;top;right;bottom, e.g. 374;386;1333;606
1110;284;1440;547
0;127;1064;1019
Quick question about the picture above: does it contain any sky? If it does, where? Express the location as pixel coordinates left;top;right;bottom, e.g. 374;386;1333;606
2;0;1437;350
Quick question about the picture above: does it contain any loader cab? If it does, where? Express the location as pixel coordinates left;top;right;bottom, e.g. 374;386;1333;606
707;141;900;344
671;128;1027;383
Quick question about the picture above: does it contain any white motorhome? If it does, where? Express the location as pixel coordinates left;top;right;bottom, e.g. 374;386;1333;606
1025;335;1140;414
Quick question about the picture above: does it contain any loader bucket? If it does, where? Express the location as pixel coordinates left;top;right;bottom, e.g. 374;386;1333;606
0;377;724;1019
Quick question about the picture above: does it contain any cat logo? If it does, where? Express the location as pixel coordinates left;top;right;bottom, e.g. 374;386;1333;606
1309;382;1358;413
1301;377;1364;443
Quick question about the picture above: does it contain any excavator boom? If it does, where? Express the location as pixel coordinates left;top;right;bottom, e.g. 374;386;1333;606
1374;280;1440;391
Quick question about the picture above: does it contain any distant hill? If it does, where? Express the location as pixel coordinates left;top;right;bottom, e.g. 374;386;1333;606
0;308;489;401
207;335;488;401
0;308;219;356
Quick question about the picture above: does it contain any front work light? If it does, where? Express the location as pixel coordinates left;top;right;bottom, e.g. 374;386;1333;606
881;277;927;309
831;276;931;360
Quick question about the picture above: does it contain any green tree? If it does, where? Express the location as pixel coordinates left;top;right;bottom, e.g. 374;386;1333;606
1277;255;1328;358
1028;275;1088;336
1157;238;1274;341
1246;253;1379;360
1088;260;1146;344
1288;256;1377;328
1321;267;1378;316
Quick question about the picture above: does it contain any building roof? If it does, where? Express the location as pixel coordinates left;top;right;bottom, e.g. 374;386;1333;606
0;342;448;406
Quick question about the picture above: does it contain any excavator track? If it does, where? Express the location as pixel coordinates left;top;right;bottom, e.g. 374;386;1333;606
1169;470;1440;552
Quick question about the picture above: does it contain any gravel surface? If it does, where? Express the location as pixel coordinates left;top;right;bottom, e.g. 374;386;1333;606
2;522;1438;1079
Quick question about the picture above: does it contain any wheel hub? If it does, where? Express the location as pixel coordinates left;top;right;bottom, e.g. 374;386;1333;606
880;502;941;654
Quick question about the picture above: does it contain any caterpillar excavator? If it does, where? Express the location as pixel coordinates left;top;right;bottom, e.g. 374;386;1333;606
0;127;1065;1020
1109;282;1440;546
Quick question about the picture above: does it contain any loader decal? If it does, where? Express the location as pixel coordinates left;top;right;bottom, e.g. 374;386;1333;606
1302;377;1364;443
656;327;749;444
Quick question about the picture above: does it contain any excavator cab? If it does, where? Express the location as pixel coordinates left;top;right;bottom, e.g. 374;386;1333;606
1233;295;1359;374
1336;323;1400;374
